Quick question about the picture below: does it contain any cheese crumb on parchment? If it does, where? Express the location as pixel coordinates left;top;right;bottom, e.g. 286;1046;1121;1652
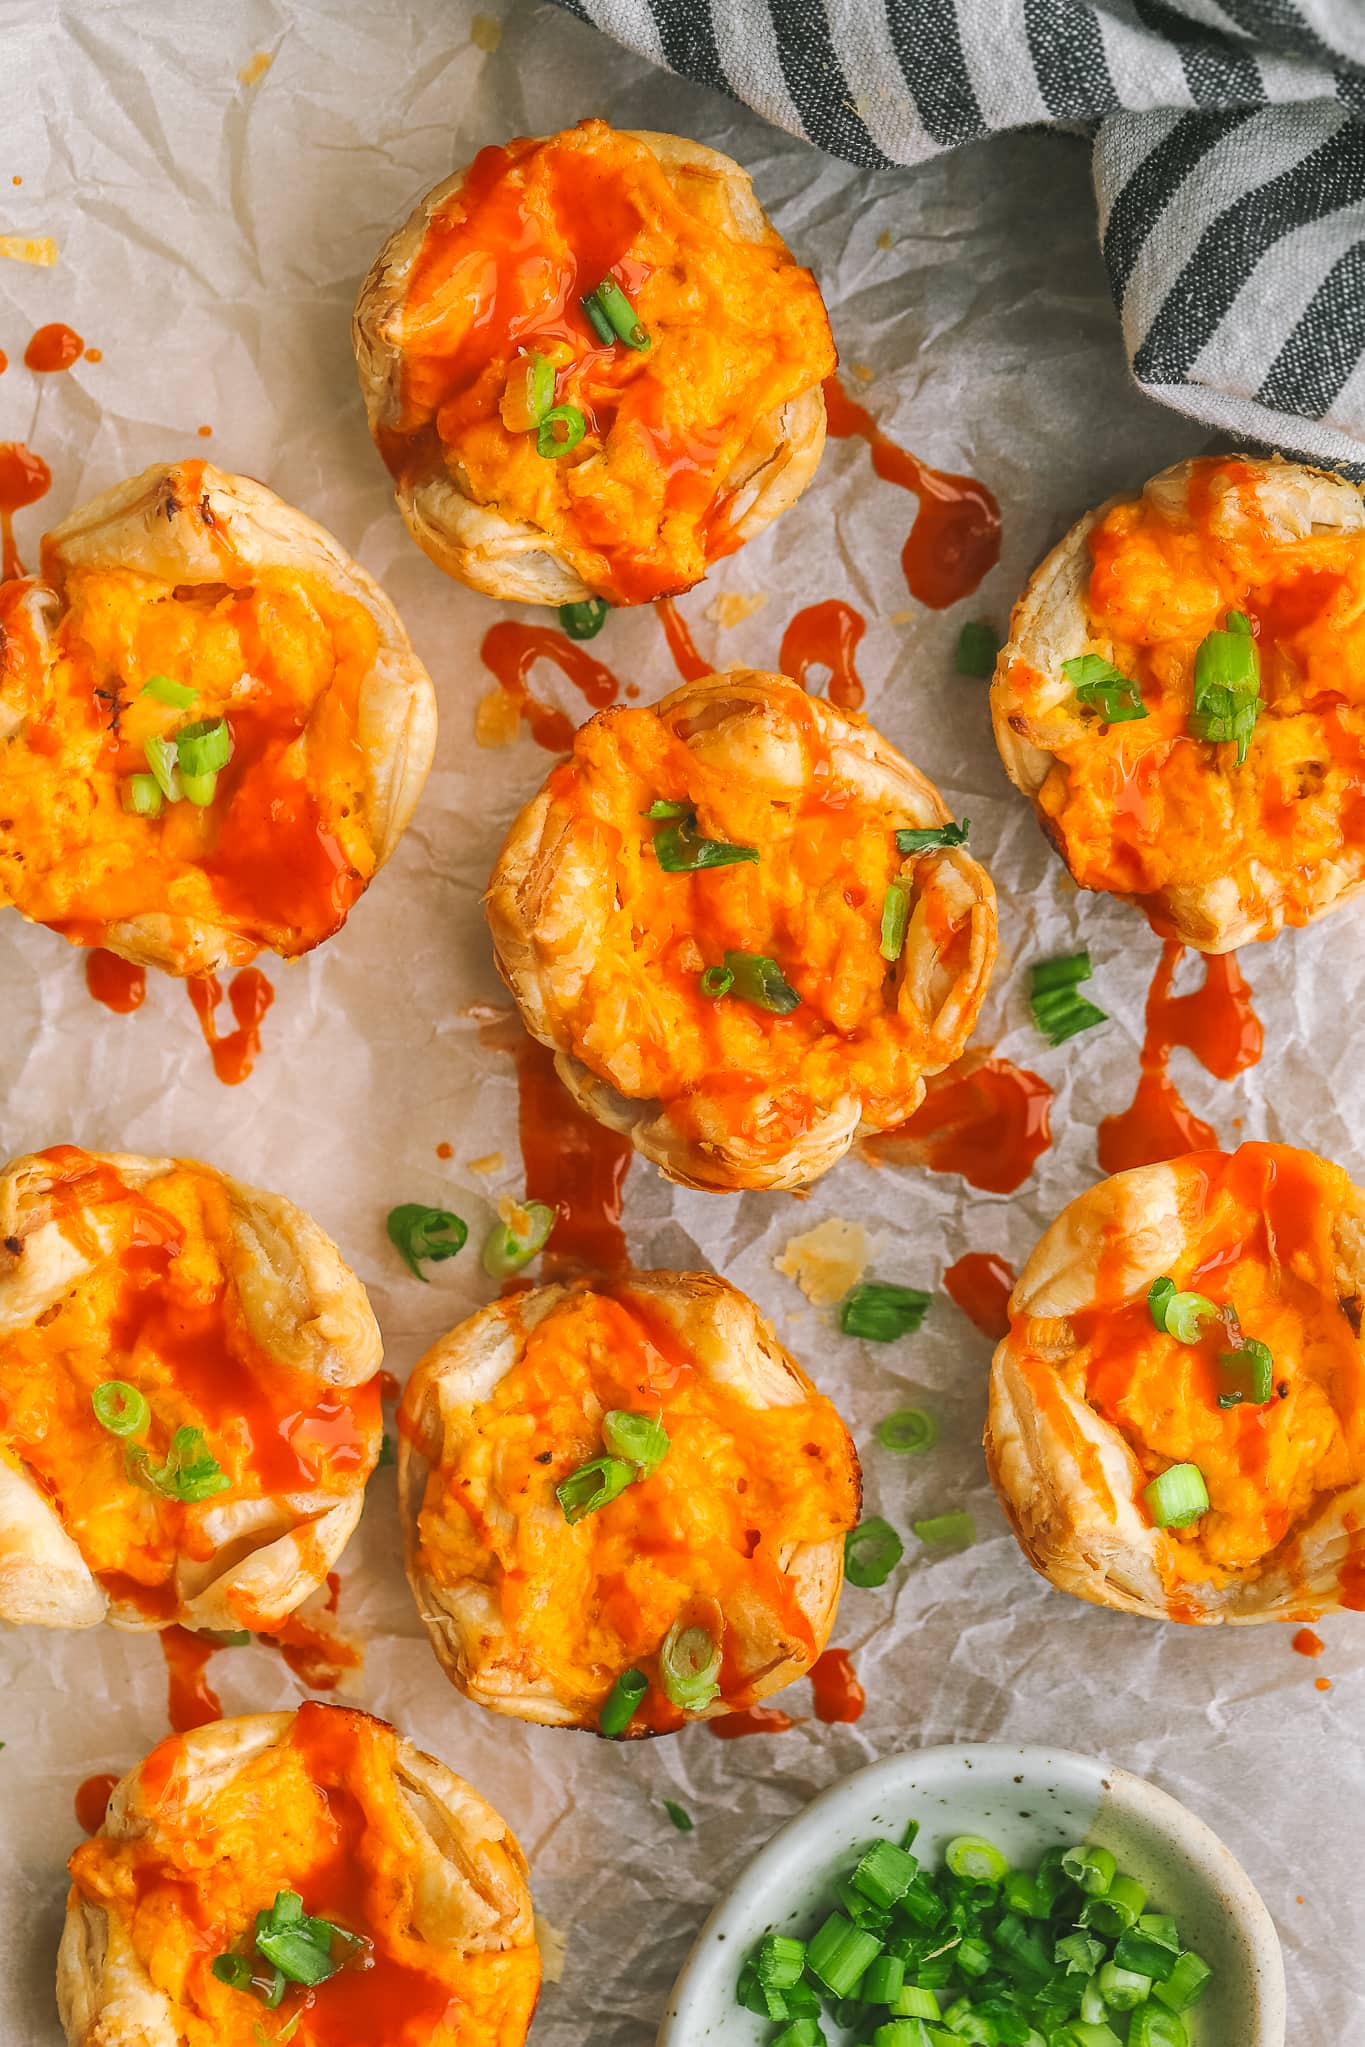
475;685;521;748
775;1217;869;1307
238;51;273;85
703;590;768;629
534;1915;568;1983
468;1152;505;1176
0;236;57;266
471;13;503;50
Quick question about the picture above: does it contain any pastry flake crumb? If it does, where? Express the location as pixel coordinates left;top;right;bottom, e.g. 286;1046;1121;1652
534;1914;568;1983
475;685;520;748
468;1152;505;1175
0;235;57;266
703;589;768;630
775;1216;869;1306
239;50;273;85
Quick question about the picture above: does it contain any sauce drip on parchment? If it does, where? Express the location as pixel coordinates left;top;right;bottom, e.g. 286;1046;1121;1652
1097;943;1263;1175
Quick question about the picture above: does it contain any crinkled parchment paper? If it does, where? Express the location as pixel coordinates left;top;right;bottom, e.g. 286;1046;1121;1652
2;2;1360;2039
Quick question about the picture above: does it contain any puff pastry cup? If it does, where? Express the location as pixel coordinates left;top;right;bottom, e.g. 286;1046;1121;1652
59;1701;541;2047
486;671;998;1192
992;454;1365;953
0;460;437;975
0;1145;382;1632
986;1141;1365;1625
397;1272;861;1733
353;118;835;606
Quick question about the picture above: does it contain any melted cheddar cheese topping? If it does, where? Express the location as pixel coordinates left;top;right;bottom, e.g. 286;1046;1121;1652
410;1287;859;1728
1022;1145;1365;1587
379;119;835;603
529;687;984;1159
0;1149;378;1622
68;1703;541;2047
1022;458;1365;926
0;492;381;960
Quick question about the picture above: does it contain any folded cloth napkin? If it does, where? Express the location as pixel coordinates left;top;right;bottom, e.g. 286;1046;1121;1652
551;0;1365;467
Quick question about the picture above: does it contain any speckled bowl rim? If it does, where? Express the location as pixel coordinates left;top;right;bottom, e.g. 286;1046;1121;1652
657;1742;1287;2046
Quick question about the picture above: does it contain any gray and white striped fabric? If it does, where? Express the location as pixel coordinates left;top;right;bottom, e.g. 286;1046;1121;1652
552;0;1365;466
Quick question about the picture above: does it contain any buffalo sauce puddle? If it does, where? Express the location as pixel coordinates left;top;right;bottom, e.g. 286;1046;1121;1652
24;322;85;372
808;1646;865;1722
514;1035;630;1272
187;967;275;1085
74;1771;120;1836
944;1251;1015;1340
160;1625;225;1733
479;621;620;751
780;599;867;710
85;948;146;1013
0;439;51;581
264;1571;362;1692
823;377;1000;608
1097;942;1263;1174
867;1054;1053;1194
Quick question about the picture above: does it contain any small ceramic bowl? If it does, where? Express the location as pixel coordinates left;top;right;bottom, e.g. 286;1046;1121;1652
657;1743;1285;2046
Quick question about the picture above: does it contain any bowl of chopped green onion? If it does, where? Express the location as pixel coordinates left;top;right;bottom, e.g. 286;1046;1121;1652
656;1744;1283;2047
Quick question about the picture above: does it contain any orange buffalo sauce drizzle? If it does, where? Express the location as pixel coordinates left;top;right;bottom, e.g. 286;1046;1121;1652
944;1252;1015;1341
708;1704;795;1739
74;1771;120;1836
161;1625;225;1733
655;595;712;682
823;377;1001;609
808;1645;865;1722
780;599;866;710
515;1035;630;1272
866;1053;1053;1194
187;968;275;1086
86;948;147;1013
1097;943;1263;1175
264;1572;362;1692
479;620;620;751
0;439;51;580
24;322;84;372
1292;1627;1325;1657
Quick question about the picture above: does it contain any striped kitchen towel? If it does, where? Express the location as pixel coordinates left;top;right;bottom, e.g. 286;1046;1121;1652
552;0;1365;466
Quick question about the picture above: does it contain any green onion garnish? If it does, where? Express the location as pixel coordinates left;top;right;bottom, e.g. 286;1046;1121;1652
536;404;586;459
482;1200;555;1276
599;1667;647;1736
141;674;196;708
721;950;801;1015
1142;1462;1209;1529
587;275;650;351
213;1890;366;2007
659;1612;722;1712
1153;1951;1213;2012
180;769;219;807
699;964;733;1000
375;1433;395;1472
851;1839;919;1907
1030;952;1107;1046
1063;652;1148;723
1146;1277;1176;1329
945;1834;1009;1883
663;1800;694;1832
913;1510;976;1550
644;798;689;819
1217;1336;1273;1407
1129;2006;1192;2047
1062;1843;1117;1896
580;291;616;345
754;1934;806;1987
555;1454;636;1524
1099;1960;1154;2010
1080;1873;1149;1937
92;1380;149;1438
896;818;969;854
386;1203;467;1281
126;1425;230;1503
211;1952;283;2007
174;717;231;777
875;1407;938;1454
653;812;759;871
1147;1281;1217;1345
955;622;1002;679
806;1914;883;1997
840;1282;931;1343
526;351;555;425
880;880;911;962
1114;1919;1181;1982
1188;611;1262;764
143;733;183;804
559;597;609;640
601;1409;669;1477
844;1516;904;1588
122;772;164;817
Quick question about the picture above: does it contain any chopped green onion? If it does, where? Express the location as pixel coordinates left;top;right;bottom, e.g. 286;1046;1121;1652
844;1516;904;1588
896;819;969;854
559;597;609;640
122;772;165;816
945;1835;1008;1883
536;404;586;458
861;1954;906;2004
386;1203;467;1280
956;622;1001;679
874;2023;935;2047
1030;954;1107;1046
1188;612;1262;764
588;275;650;351
248;1891;362;1989
1155;1287;1217;1344
92;1380;149;1438
1143;1461;1209;1528
772;2020;824;2047
1052;2025;1123;2047
198;1628;251;1646
1056;1932;1107;1977
806;1913;884;1997
840;1282;931;1343
580;290;615;344
1063;653;1147;724
659;1612;722;1712
880;880;912;963
1127;2007;1189;2047
699;965;733;1000
174;717;231;776
1113;1923;1179;1982
556;1454;636;1524
754;1933;806;1987
1061;1844;1116;1896
1146;1277;1176;1330
851;1839;919;1908
526;351;555;425
126;1425;230;1503
599;1668;647;1736
653;813;759;871
1226;610;1252;635
913;1511;976;1551
723;949;801;1014
1217;1336;1273;1407
644;798;689;819
875;1407;938;1454
1097;1960;1152;2009
956;1937;993;1979
1152;1950;1212;2012
601;1409;669;1477
141;673;196;708
1079;1874;1147;1936
893;1985;940;2018
482;1200;555;1276
144;733;183;803
180;769;219;807
1002;1869;1051;1919
663;1799;693;1832
1031;950;1092;993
